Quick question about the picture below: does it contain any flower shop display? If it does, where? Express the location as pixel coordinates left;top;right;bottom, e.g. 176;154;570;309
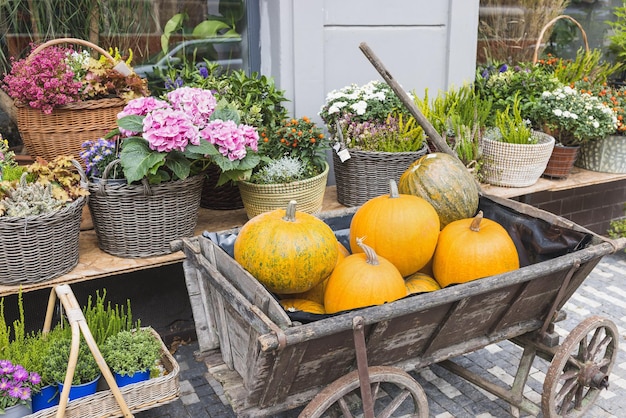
85;87;260;257
238;116;329;218
159;61;289;210
0;143;88;283
530;86;618;178
320;80;427;207
1;38;149;164
480;97;555;187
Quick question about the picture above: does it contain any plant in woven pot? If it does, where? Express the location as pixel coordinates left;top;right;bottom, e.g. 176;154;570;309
86;87;260;258
158;60;289;210
0;143;88;284
570;81;626;174
1;38;149;164
480;94;555;187
320;80;427;207
238;116;330;219
529;85;618;178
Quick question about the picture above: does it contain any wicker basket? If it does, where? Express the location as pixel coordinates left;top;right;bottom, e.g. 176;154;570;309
88;163;204;258
15;38;130;164
0;161;87;284
27;327;180;418
200;164;244;210
481;131;555;187
332;145;428;207
238;163;329;219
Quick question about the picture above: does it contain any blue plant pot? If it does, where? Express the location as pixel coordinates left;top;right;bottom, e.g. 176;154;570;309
58;375;100;401
31;384;59;412
114;370;150;388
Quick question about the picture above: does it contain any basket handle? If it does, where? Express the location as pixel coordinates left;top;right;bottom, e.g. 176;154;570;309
532;15;589;65
27;37;133;76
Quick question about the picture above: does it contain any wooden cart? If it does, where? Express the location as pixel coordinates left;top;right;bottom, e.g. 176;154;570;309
172;193;625;418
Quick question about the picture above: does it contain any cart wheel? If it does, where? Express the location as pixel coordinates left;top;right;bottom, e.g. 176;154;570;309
542;315;618;418
298;365;428;418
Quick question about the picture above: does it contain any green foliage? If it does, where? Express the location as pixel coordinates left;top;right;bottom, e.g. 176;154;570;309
607;3;626;65
250;156;306;184
608;204;626;243
102;328;162;376
82;289;139;347
541;48;622;86
41;336;100;385
489;94;535;145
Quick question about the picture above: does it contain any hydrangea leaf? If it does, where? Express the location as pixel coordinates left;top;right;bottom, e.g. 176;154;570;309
120;138;166;183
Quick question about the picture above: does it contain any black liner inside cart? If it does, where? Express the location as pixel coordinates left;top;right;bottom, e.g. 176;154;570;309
203;195;593;323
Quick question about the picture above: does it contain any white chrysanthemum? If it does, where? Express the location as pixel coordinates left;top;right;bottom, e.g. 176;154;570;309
553;109;563;117
351;100;368;115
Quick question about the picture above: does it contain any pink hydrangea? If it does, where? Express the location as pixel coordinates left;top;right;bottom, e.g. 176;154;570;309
200;119;259;161
167;87;217;129
142;108;200;153
117;97;170;136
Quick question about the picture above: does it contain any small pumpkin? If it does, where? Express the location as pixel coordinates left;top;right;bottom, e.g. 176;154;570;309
280;298;326;314
324;238;407;314
349;179;440;276
405;272;441;295
432;211;519;287
286;240;350;305
398;152;479;228
234;200;339;294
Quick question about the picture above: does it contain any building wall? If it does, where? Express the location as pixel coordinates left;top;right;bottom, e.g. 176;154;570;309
257;0;481;124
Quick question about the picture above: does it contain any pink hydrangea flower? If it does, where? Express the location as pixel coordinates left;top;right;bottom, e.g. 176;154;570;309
167;87;217;129
143;108;200;153
117;97;170;136
200;119;259;161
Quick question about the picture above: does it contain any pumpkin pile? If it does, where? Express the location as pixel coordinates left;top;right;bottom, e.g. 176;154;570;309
234;152;521;316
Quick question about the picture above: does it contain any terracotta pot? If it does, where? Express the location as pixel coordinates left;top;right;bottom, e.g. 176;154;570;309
542;144;580;179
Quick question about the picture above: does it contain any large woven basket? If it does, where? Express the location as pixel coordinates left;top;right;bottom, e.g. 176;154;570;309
15;38;130;163
481;131;555;187
332;145;428;207
88;167;204;258
0;160;87;284
28;327;180;418
238;163;329;219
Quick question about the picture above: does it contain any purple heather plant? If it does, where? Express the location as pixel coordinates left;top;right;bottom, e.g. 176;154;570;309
0;360;42;412
80;138;123;179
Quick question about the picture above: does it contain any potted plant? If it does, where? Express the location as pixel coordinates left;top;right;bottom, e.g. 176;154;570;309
529;85;618;178
85;87;260;258
0;360;43;417
237;116;330;219
319;80;427;206
40;337;101;402
1;39;149;164
0;143;88;283
101;328;162;388
480;94;555;187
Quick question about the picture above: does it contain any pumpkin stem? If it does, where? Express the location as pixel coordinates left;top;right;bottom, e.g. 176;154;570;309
356;237;380;266
470;210;484;232
388;179;399;199
283;200;298;222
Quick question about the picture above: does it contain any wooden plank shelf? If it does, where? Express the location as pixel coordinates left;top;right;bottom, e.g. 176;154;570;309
0;167;623;297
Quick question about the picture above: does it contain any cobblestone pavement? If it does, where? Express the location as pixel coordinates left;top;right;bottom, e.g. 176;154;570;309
136;250;626;418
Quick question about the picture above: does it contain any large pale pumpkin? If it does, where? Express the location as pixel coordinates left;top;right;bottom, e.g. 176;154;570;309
432;211;519;287
324;238;407;314
234;200;339;294
405;272;441;295
285;241;350;304
398;152;479;228
349;180;440;276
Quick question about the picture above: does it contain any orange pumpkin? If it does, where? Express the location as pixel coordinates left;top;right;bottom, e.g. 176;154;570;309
280;298;326;314
286;241;349;304
324;238;407;314
234;200;339;294
432;211;519;287
349;179;440;276
405;272;441;294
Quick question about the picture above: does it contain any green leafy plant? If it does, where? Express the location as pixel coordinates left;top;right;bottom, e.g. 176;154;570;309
487;94;535;144
536;48;622;86
41;336;100;385
82;289;139;347
101;328;162;377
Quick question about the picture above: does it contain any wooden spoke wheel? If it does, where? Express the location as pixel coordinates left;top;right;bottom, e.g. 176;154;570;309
299;365;428;418
542;315;618;417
